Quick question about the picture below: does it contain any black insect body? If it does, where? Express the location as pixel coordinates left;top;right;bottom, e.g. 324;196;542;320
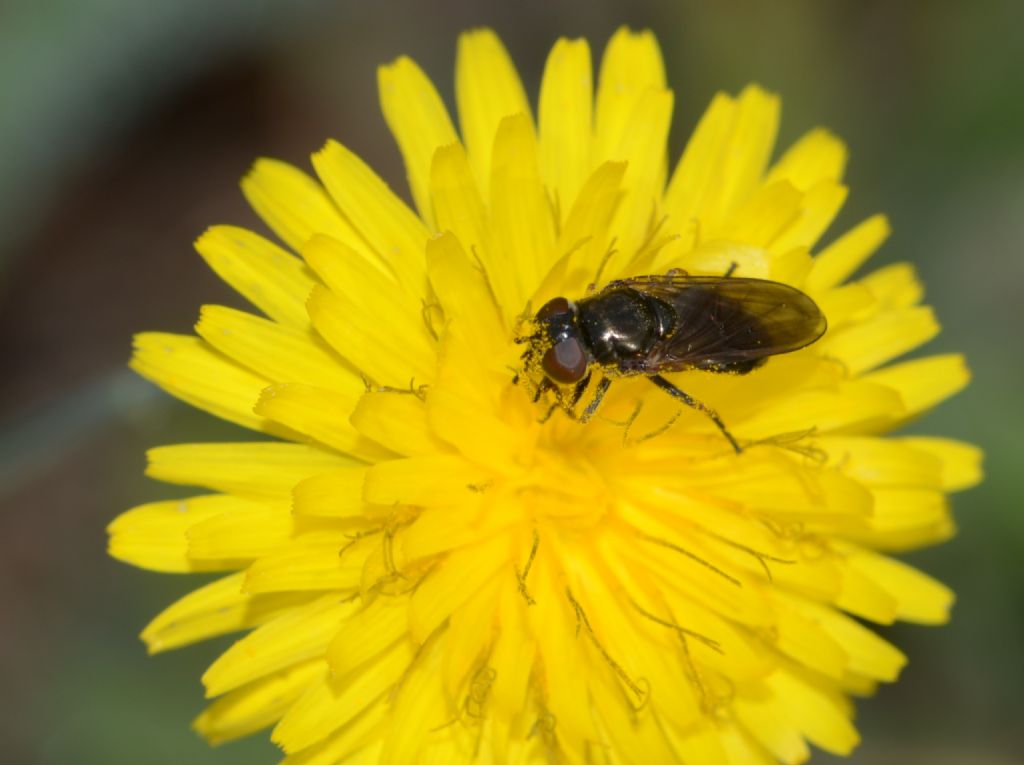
519;273;827;452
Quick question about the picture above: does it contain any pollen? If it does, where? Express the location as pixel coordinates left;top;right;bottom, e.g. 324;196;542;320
110;27;981;765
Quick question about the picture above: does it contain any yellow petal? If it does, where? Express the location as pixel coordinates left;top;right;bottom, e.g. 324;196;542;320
429;143;489;274
570;555;702;729
326;597;408;678
720;722;778;765
823;306;939;376
279;703;386;765
311;141;430;297
425;232;505;363
244;537;368;594
350;391;447;457
703;85;781;230
840;671;880;698
130;333;284;436
379;633;449;765
203;594;359;697
805;214;890;293
455;28;532;194
302;234;426;347
107;494;251;573
603;87;674;274
589;666;678;764
899;436;984;492
255;383;389;460
538;37;593;223
196;226;318;329
479;699;525;762
363;454;487;507
400;500;520;562
616;511;775;627
772;180;848;254
195;304;362;395
669;238;772;280
860;261;924;309
846;547;955;624
272;639;412;753
807;604;906;682
194;659;325;745
378;56;458;226
738;381;905;440
441;579;500;697
854;513;956;553
720;181;803;250
593;27;665;166
862;353;970;419
292;466;372;518
733;692;810;765
300;231;390;297
843;493;954;554
662;721;730;765
699;460;872;520
186;503;296;561
620;484;842;601
767;669;859;756
408;533;510;643
489;113;557;318
816;282;875;330
820;436;944;488
766;128;847;191
835;565;899;625
769;245;815;286
306;284;435;388
241;159;364;256
862;488;950;547
146;442;351;500
427;334;524;473
141;572;313;653
767;595;848;680
538;161;627;299
592;27;673;263
664;91;736;226
526;558;598;748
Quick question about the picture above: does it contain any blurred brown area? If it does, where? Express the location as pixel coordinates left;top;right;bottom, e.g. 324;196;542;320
1;1;1021;763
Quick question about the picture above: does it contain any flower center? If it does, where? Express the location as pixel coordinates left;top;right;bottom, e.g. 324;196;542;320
490;385;619;530
519;443;611;530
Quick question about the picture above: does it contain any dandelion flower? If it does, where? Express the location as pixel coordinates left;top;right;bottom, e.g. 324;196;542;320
110;27;982;764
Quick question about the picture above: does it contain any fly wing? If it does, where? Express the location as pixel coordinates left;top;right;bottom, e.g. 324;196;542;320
618;274;827;371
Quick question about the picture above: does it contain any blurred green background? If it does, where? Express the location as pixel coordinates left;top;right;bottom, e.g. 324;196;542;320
1;1;1020;763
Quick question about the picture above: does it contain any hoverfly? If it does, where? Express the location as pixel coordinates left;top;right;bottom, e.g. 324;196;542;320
516;270;827;452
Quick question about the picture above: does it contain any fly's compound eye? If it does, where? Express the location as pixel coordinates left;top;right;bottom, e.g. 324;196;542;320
535;297;572;322
542;338;587;383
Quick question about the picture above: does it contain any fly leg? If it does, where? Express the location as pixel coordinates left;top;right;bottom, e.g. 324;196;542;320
536;378;561;423
580;377;612;423
569;370;592;413
723;261;738;278
648;375;742;454
514;340;539;389
534;376;555;404
538;400;560;423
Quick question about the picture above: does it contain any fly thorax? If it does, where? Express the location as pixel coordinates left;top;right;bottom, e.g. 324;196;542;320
578;289;665;363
